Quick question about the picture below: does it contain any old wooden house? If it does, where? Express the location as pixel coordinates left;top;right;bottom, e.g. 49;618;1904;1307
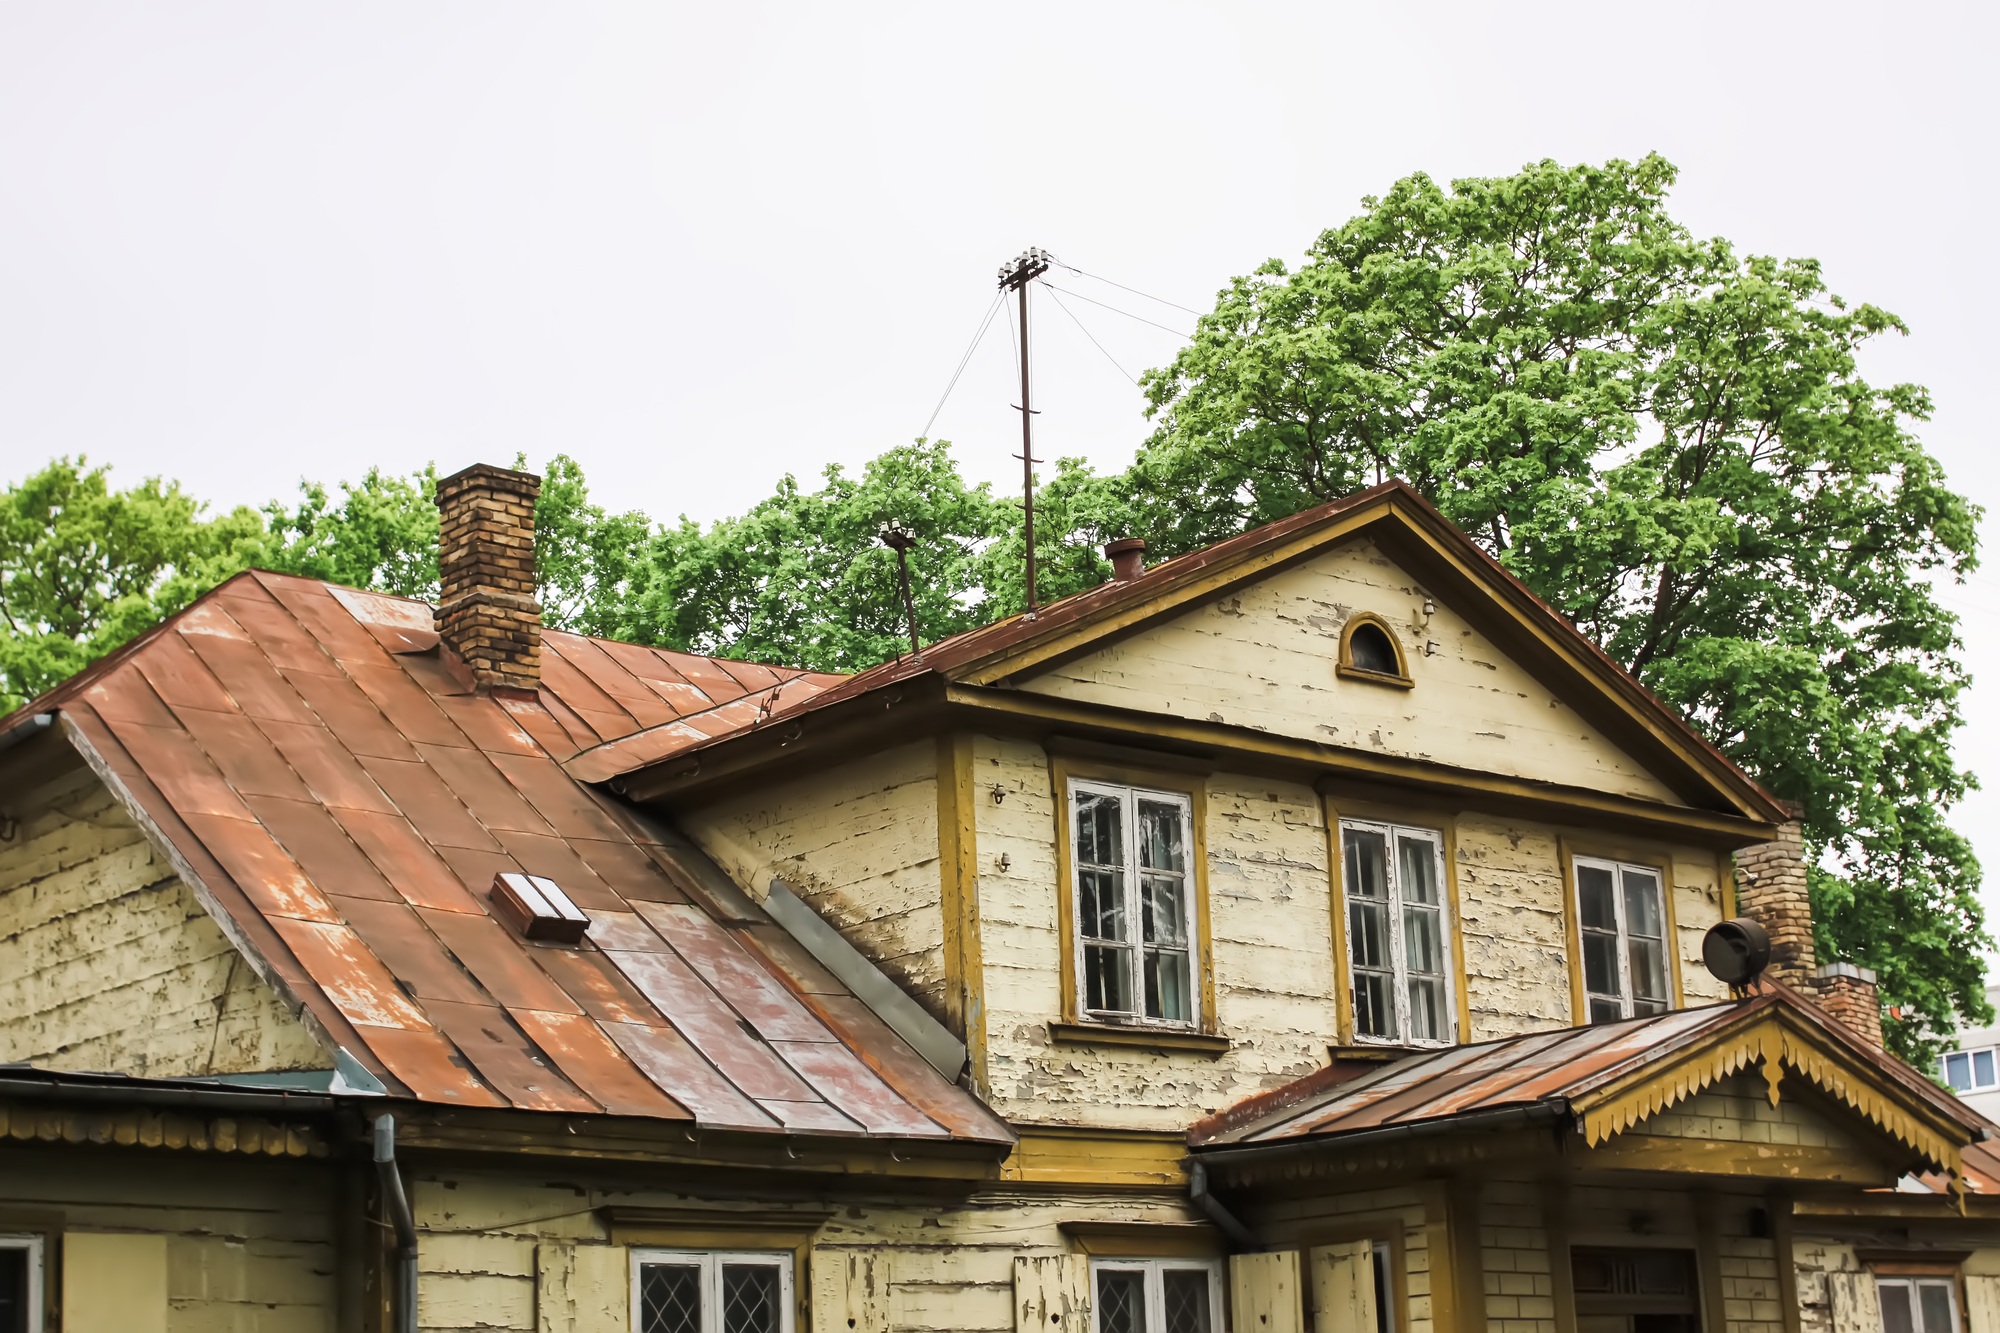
2;462;1996;1333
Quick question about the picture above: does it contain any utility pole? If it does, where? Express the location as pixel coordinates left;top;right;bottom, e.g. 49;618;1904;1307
879;527;923;658
998;247;1051;610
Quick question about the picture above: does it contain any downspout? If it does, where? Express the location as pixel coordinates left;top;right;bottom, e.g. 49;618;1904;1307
373;1115;418;1333
1188;1159;1259;1251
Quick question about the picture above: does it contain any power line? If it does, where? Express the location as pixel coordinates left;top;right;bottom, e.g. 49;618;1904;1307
1041;283;1136;386
918;289;1005;441
1056;261;1204;317
1042;283;1194;340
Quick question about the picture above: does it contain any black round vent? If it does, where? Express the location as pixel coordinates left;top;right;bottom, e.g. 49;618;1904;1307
1702;917;1772;987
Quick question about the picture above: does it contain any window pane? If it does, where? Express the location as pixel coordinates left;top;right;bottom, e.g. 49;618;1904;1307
1076;791;1124;868
1588;997;1624;1024
1947;1053;1972;1091
1086;944;1134;1014
1629;937;1668;1009
1918;1282;1955;1333
1163;1270;1213;1333
1396;835;1440;906
1581;932;1620;1005
1138;800;1186;873
1096;1269;1147;1333
1080;868;1127;943
1880;1283;1915;1333
1144;948;1192;1023
1345;829;1389;899
1408;976;1447;1042
639;1264;702;1333
1372;1243;1394;1333
1354;970;1398;1040
1577;865;1617;930
0;1249;26;1333
1404;905;1444;976
1976;1050;1995;1088
1622;869;1664;938
721;1264;782;1333
1350;900;1391;971
1141;875;1187;946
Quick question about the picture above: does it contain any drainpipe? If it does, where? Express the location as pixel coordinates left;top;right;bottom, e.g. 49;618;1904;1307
1187;1159;1259;1251
373;1115;418;1333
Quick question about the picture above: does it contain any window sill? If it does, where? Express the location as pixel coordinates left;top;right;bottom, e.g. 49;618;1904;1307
1335;663;1415;690
1050;1022;1231;1057
1329;1042;1437;1063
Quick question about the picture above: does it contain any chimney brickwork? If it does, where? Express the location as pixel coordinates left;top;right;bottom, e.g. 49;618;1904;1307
1813;963;1886;1048
436;464;542;693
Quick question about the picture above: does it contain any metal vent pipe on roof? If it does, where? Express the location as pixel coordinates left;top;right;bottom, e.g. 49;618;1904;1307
1104;538;1146;582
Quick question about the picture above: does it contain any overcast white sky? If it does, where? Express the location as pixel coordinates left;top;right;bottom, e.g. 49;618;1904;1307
4;3;1998;944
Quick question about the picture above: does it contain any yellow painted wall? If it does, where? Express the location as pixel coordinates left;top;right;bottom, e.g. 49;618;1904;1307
0;1142;338;1333
1624;1072;1866;1151
0;771;325;1076
679;742;950;1020
1018;536;1683;805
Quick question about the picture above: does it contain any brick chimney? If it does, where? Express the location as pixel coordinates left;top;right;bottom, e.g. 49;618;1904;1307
1733;805;1886;1045
435;464;542;693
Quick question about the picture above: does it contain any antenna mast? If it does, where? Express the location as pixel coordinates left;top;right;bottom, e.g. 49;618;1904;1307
998;248;1051;611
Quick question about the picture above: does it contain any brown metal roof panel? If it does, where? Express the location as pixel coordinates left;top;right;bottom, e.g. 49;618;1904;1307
433;695;545;758
490;830;622;912
632;901;832;1045
533;687;611;751
415;743;559;836
436;845;542;904
1259;1041;1508;1137
172;708;317;801
345;664;477;750
131;629;243;713
252;719;400;814
177;632;321;725
656;653;754;705
730;923;847;996
265;916;433;1029
802;993;1011;1142
714;659;782;693
99;717;259;821
484;752;634;842
601;1021;781;1131
767;1040;945;1138
416;909;587;1015
537;647;641;737
1498;1007;1743;1104
496;695;584;761
357;757;504;852
353;1022;507;1106
222;588;346;676
329;808;485;913
78;670;180;728
533;946;666;1026
580;909;669;955
597;946;827;1105
240;794;405;903
758;1098;865;1135
179;811;343;924
564;838;688;904
509;1008;692;1120
547;637;685;726
326;586;440;656
562;722;711;784
331;898;489;1006
421;998;600;1114
258;577;404;671
285;671;423;761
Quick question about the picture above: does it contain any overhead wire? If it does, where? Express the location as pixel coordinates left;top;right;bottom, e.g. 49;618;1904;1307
1040;282;1136;386
918;289;1005;441
1041;283;1193;340
1055;261;1205;317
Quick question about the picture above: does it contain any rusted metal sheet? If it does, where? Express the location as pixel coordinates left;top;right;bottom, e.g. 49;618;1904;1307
1;568;1003;1144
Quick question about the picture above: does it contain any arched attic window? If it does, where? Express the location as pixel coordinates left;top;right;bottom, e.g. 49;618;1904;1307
1337;613;1414;689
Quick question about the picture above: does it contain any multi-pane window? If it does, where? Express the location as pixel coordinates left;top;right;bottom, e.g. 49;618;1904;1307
1071;781;1198;1027
0;1237;42;1333
1574;857;1670;1023
632;1251;791;1333
1092;1259;1221;1333
1940;1047;1999;1093
1341;822;1453;1046
1877;1277;1958;1333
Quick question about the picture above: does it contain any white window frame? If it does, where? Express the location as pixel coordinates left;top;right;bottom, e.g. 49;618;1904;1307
1068;779;1201;1030
1089;1257;1225;1333
629;1249;794;1333
0;1235;44;1333
1339;820;1455;1048
1573;855;1671;1022
1941;1046;2000;1092
1875;1275;1959;1333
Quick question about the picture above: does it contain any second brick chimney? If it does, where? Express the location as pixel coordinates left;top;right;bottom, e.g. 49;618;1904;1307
436;463;542;693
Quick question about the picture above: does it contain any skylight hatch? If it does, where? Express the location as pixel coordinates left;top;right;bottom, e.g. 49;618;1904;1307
490;872;590;943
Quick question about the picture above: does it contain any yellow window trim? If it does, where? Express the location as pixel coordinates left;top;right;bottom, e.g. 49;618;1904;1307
600;1205;831;1261
1336;611;1416;689
935;732;988;1092
1323;793;1472;1048
1058;1220;1226;1258
1050;753;1218;1036
1558;836;1686;1026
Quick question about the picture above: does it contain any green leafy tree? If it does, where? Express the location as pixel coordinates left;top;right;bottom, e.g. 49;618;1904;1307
0;458;268;709
262;466;441;599
1132;154;1985;1059
530;454;651;637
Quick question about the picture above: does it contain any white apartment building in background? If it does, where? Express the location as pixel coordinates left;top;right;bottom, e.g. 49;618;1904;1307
1940;982;2000;1118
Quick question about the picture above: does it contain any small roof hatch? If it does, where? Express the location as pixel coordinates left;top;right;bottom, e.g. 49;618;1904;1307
490;872;589;943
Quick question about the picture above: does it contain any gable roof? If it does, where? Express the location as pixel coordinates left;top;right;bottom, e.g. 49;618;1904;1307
2;570;1006;1150
564;481;1789;826
1188;983;1983;1177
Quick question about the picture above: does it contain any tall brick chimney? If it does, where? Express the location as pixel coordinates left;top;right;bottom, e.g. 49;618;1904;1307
435;464;542;693
1733;805;1886;1046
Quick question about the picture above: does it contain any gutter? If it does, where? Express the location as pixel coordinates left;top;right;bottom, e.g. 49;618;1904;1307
0;1066;343;1116
1188;1159;1259;1250
374;1115;419;1333
0;712;52;756
1192;1099;1571;1171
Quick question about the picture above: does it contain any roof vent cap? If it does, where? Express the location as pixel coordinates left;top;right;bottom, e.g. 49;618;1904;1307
490;872;589;943
1104;537;1146;582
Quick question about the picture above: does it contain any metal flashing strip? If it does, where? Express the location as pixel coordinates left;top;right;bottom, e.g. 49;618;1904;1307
764;879;970;1082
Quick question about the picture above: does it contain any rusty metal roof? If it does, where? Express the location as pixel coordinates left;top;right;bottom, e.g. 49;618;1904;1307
12;571;1006;1146
1189;987;1983;1157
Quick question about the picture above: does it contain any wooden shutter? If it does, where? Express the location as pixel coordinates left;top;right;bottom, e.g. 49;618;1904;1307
1014;1254;1092;1333
536;1241;629;1333
62;1232;167;1333
814;1248;893;1333
1309;1241;1377;1333
1231;1251;1304;1333
1965;1276;2000;1333
1827;1271;1883;1333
